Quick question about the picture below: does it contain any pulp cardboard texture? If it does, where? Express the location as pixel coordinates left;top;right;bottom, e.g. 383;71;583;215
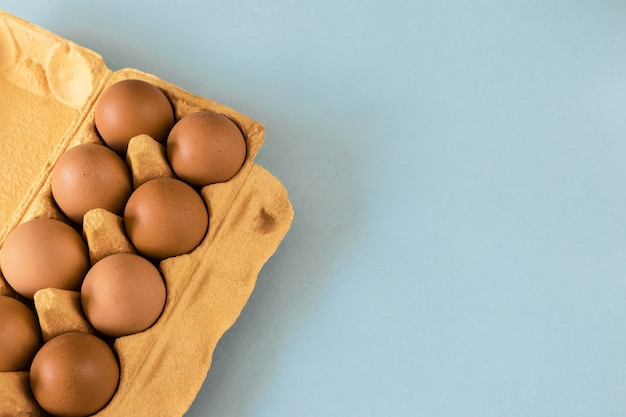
0;10;294;417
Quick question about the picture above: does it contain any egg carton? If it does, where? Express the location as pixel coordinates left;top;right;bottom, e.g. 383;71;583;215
0;10;293;417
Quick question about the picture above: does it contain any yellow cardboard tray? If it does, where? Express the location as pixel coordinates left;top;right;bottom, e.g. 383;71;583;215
0;10;293;416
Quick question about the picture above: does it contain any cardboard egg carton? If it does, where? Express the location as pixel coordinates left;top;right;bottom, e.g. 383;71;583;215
0;10;293;417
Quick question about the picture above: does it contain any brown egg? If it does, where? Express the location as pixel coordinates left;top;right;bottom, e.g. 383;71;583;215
81;253;166;338
0;295;42;371
0;218;89;299
94;79;175;154
30;332;119;417
167;110;247;186
51;143;133;224
124;178;208;260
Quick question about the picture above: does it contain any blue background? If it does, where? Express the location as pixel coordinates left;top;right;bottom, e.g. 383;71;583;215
3;1;626;416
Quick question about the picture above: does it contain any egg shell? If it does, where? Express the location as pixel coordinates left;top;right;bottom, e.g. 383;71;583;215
30;332;120;417
167;110;247;186
51;143;133;224
123;178;209;260
0;11;293;417
0;295;42;371
81;253;166;338
94;79;175;154
0;218;90;299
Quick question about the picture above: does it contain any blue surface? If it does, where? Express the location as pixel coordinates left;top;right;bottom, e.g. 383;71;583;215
4;1;626;416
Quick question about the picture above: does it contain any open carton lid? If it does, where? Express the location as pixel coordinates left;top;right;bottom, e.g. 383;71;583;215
0;10;111;240
0;10;293;417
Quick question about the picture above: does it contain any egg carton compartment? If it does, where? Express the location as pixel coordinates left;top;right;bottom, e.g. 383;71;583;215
0;10;293;417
